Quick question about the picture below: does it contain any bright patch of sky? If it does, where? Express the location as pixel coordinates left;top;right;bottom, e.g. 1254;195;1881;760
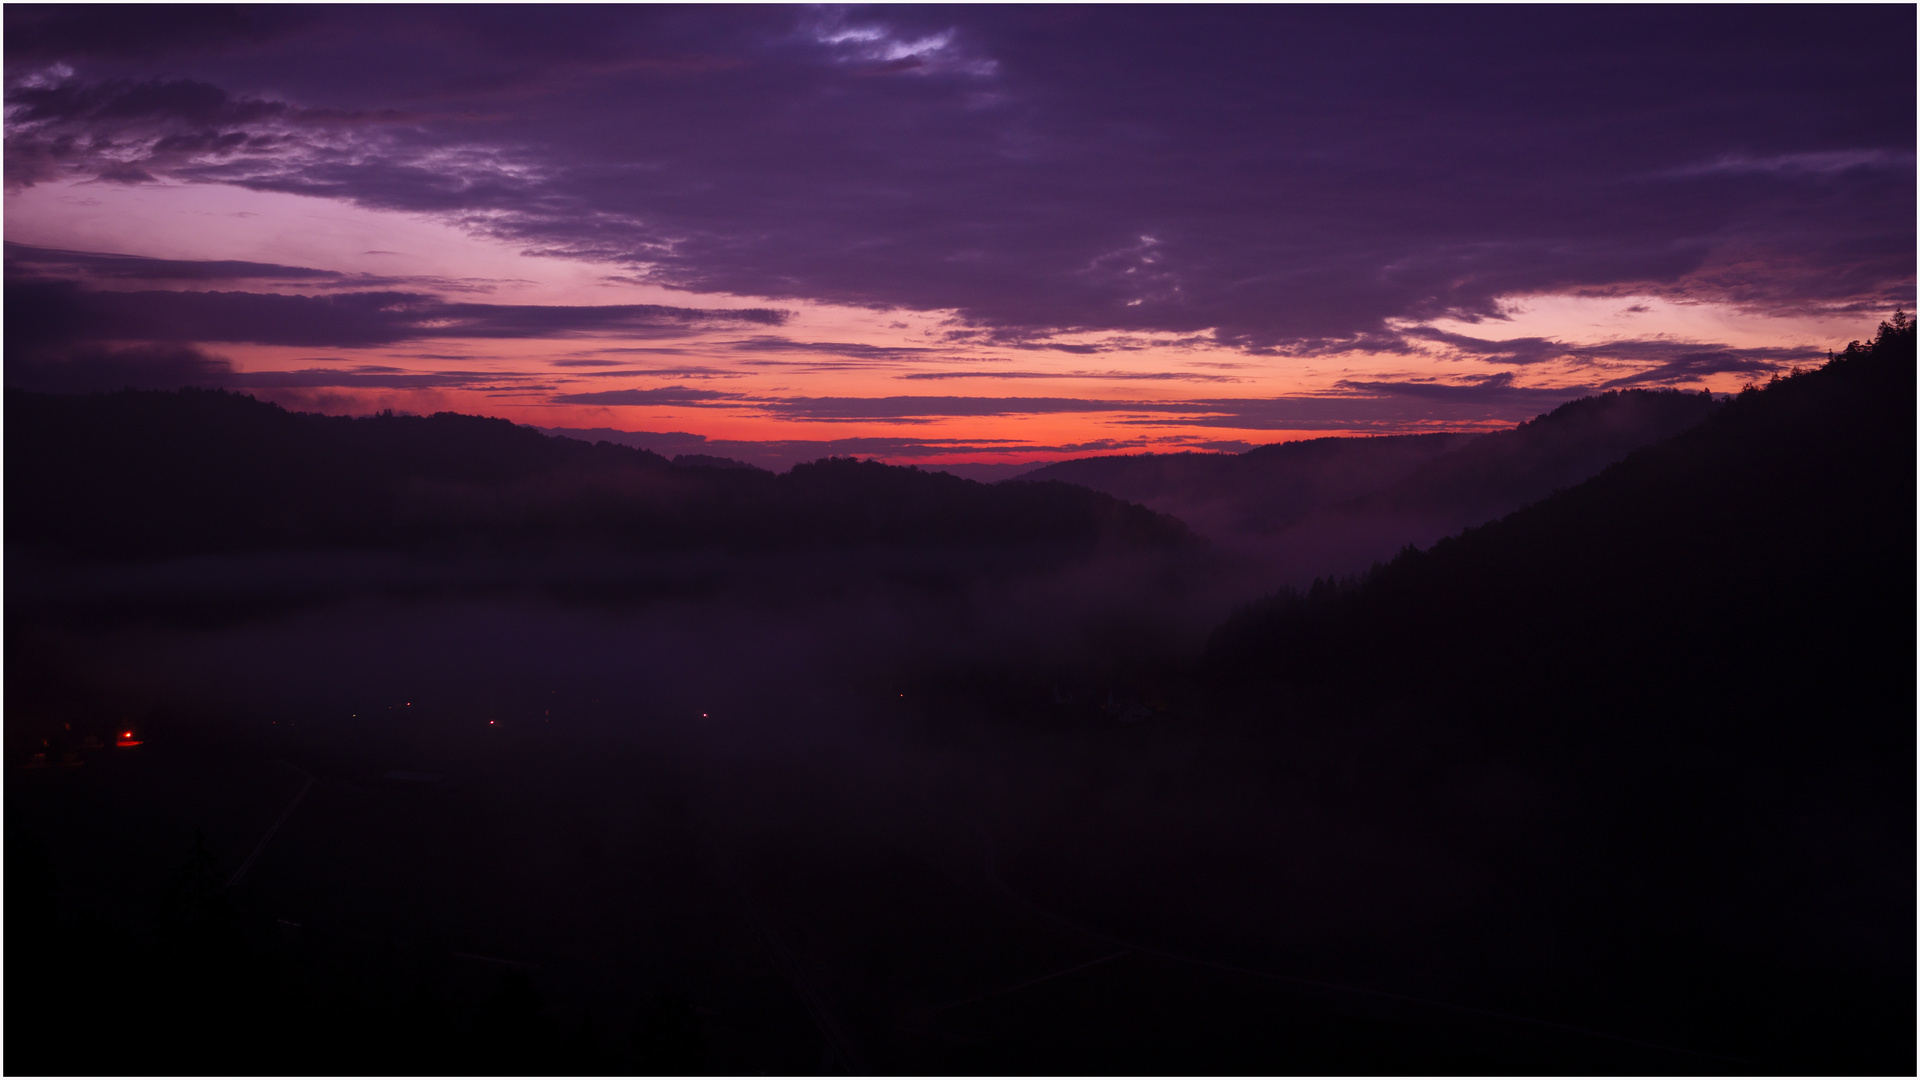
1432;294;1876;355
9;177;1884;466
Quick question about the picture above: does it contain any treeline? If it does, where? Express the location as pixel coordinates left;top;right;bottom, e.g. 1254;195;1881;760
5;390;1191;563
1207;314;1915;730
1192;315;1916;1072
1020;431;1477;529
1333;387;1724;527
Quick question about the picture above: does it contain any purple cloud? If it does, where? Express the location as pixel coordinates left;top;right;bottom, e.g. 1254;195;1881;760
897;370;1244;383
1330;372;1572;404
542;380;1612;429
221;368;544;391
5;240;341;281
7;7;1908;347
1402;324;1828;384
5;342;236;393
755;396;1188;422
5;275;788;349
1594;350;1803;388
548;386;750;407
532;425;1169;473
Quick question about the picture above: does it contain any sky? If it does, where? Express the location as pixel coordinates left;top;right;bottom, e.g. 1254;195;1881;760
6;5;1913;472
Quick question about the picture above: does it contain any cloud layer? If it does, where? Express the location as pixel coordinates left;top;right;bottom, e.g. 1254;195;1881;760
7;7;1911;349
6;264;787;351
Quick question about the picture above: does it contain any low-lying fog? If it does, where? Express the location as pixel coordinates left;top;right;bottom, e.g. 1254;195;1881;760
14;550;1654;1073
13;373;1902;1073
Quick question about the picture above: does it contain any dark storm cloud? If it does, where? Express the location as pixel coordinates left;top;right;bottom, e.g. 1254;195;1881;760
7;7;1909;346
4;276;788;349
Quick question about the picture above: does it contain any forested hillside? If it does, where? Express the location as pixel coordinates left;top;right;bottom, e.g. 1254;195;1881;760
1191;313;1916;1072
6;389;1190;563
1019;430;1475;532
1020;387;1722;584
1210;315;1913;722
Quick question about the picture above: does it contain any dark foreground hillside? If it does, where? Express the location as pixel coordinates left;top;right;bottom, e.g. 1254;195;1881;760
1211;320;1913;695
1202;313;1916;1071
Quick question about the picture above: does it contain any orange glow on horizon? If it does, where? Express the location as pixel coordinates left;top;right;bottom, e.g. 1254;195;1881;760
13;180;1880;472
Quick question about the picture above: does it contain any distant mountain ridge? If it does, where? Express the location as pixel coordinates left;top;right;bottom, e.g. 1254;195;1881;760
1020;431;1476;533
1018;388;1724;585
5;389;1192;565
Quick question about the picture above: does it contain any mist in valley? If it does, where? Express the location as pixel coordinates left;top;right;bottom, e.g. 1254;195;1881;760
12;326;1913;1075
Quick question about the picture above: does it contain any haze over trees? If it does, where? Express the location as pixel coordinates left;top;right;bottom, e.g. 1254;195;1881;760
1195;312;1916;1070
7;390;1190;563
6;4;1911;1072
6;318;1912;1074
1020;387;1724;587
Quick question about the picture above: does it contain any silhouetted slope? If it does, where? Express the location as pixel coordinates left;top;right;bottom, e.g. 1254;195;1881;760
1018;389;1721;585
1204;316;1916;1072
1019;432;1475;538
5;389;1191;563
1336;388;1722;534
1209;320;1912;716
